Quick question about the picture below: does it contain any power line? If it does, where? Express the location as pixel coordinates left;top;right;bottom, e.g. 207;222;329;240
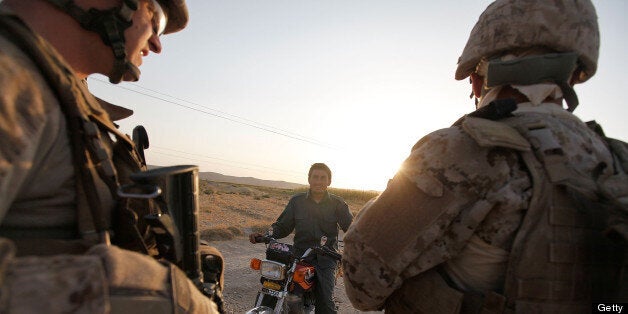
89;77;339;149
128;82;328;145
88;78;317;181
150;150;305;181
153;145;303;176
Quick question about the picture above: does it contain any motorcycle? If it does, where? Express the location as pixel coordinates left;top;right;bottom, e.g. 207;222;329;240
245;230;342;314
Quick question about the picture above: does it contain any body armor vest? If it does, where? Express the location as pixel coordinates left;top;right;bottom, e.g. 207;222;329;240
384;102;627;313
0;13;152;255
461;106;628;312
498;115;627;312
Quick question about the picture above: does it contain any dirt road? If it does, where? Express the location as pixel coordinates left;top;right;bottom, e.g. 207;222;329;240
211;236;382;314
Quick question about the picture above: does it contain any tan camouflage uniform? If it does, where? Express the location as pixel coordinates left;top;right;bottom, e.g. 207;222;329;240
454;0;599;82
0;23;115;256
0;6;219;313
342;0;626;312
341;103;614;311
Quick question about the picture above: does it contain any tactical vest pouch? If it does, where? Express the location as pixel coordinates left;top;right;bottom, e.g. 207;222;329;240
586;121;628;242
87;244;218;314
386;268;463;314
461;117;530;151
600;137;628;243
0;242;218;314
3;247;108;313
501;117;628;311
456;112;628;311
200;243;225;306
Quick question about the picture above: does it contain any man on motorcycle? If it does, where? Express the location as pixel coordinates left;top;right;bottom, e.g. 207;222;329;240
250;163;354;314
0;0;222;312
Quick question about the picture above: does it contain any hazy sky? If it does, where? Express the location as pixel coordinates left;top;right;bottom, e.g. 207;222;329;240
89;0;628;191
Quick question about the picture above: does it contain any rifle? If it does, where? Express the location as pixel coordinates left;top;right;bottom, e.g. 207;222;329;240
118;165;224;312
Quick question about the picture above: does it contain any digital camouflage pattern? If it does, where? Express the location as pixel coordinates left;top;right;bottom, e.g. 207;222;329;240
342;0;620;311
455;0;599;83
341;124;530;310
341;104;615;311
6;255;107;313
1;242;219;313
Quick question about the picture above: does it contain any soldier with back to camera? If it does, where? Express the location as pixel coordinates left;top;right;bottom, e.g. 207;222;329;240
0;0;223;312
342;0;628;312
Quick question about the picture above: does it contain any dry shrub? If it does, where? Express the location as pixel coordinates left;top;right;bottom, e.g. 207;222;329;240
201;228;235;241
199;180;379;241
249;223;273;234
228;226;243;236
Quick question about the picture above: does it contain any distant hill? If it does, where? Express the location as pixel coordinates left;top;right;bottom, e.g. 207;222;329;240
198;171;305;190
147;165;305;190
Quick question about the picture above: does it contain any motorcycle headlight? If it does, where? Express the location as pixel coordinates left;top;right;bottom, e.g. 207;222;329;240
260;260;286;280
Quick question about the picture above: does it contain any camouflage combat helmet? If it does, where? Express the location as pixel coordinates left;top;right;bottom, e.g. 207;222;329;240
156;0;189;35
455;0;599;84
45;0;188;83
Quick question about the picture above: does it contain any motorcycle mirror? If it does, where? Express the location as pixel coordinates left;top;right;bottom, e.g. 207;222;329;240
320;236;327;246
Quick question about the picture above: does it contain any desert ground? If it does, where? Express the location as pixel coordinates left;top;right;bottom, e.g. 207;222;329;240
198;181;381;313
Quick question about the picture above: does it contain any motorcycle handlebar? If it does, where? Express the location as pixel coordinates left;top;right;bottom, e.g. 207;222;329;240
253;234;342;260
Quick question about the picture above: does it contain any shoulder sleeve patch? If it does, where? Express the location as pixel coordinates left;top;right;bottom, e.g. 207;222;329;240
462;117;531;151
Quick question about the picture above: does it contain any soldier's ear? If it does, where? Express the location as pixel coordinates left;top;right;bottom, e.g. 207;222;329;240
470;73;484;98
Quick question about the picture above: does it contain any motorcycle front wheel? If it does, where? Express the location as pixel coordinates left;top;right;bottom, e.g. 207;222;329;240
254;292;308;314
254;292;278;309
282;294;307;314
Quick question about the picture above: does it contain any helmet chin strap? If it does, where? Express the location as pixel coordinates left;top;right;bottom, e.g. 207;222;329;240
113;58;141;83
45;0;140;83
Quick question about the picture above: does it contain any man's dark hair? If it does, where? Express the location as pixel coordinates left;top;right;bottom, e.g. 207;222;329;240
308;163;332;181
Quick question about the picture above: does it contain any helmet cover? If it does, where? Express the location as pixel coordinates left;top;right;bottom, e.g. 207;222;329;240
156;0;189;34
455;0;599;83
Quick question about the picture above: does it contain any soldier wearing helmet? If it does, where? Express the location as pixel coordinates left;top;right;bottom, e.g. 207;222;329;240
342;0;627;312
0;0;222;312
